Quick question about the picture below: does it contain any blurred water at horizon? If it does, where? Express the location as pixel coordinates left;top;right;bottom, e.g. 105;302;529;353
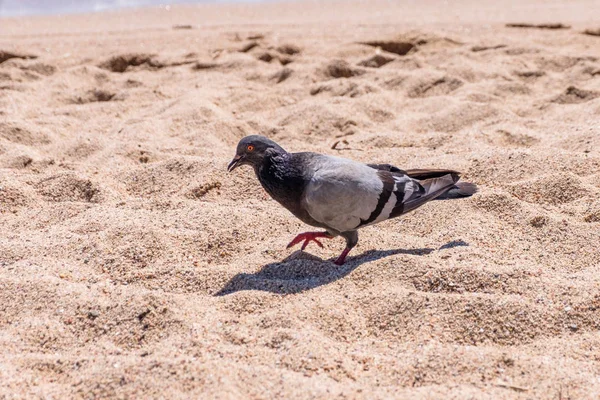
0;0;265;17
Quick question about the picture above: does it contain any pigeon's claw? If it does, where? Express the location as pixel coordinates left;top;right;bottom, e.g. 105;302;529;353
287;231;332;250
301;238;323;250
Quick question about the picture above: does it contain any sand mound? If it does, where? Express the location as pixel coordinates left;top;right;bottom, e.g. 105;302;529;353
99;53;161;72
583;200;600;222
121;158;215;197
480;125;540;148
357;53;396;68
0;121;51;146
35;173;103;203
417;102;498;132
321;59;366;79
0;178;34;211
508;173;590;205
278;103;360;137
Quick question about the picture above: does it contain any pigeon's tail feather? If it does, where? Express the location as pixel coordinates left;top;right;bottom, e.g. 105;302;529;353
435;181;478;200
399;173;459;215
406;169;478;201
421;173;460;195
370;165;478;220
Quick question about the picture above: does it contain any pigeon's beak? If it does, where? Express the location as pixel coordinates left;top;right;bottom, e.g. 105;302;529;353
227;155;244;172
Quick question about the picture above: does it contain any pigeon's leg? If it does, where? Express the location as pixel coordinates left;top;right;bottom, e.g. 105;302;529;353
334;231;358;265
334;248;351;265
287;231;333;251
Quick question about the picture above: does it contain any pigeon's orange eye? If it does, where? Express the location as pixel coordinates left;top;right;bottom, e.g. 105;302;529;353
247;144;255;152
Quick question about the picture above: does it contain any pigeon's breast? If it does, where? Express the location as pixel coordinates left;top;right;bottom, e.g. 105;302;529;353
255;156;325;229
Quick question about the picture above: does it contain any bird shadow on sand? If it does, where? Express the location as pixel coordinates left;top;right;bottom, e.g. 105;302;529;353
215;240;467;296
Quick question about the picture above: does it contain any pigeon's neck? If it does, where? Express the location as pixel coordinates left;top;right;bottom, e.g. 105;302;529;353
255;150;292;189
255;151;307;211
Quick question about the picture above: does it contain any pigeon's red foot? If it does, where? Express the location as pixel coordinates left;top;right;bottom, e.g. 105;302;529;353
287;231;333;251
334;247;352;265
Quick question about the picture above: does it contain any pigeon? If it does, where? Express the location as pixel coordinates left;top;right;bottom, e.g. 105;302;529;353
227;135;477;265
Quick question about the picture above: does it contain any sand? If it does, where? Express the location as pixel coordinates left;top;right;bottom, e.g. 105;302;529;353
1;0;600;398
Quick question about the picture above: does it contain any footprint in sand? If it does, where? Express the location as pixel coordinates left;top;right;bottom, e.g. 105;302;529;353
256;52;276;63
358;40;415;56
553;86;599;104
322;59;366;79
310;80;378;98
584;201;600;223
99;53;162;72
237;40;300;65
2;155;34;169
471;44;507;52
506;22;571;30
99;53;195;73
18;62;56;76
583;28;600;37
357;53;396;68
256;50;293;65
238;41;259;53
275;44;301;56
70;89;126;104
406;75;463;98
270;67;293;84
513;70;546;81
0;50;37;64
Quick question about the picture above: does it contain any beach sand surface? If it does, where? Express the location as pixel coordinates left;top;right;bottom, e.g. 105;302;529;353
1;1;600;398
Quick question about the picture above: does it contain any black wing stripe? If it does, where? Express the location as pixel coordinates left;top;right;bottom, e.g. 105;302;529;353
390;180;425;218
357;171;395;227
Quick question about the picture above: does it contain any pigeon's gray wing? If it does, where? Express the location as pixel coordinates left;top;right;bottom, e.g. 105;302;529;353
367;163;407;174
368;164;459;180
304;156;461;232
303;156;385;233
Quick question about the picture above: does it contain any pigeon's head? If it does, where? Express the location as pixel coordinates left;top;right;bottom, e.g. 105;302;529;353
227;135;285;172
